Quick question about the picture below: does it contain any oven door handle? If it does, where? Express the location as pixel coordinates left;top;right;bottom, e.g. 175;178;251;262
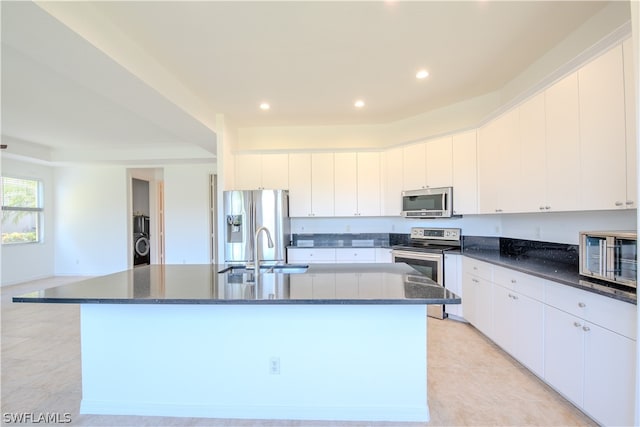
392;250;443;262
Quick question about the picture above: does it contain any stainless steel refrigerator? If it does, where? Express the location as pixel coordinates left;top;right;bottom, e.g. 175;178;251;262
223;190;291;264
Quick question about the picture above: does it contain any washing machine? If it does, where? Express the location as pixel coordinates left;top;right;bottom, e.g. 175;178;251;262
133;233;150;266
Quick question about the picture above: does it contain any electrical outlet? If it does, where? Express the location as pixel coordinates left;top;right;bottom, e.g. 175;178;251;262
269;357;280;375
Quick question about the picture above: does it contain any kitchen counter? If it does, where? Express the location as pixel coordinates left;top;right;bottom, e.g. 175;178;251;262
13;263;460;305
463;249;636;304
13;263;452;422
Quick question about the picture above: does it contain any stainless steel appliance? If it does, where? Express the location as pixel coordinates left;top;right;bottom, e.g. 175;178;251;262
579;230;637;289
223;190;291;264
392;227;461;319
401;187;453;218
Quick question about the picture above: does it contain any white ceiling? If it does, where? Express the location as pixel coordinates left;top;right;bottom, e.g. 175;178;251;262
0;1;618;162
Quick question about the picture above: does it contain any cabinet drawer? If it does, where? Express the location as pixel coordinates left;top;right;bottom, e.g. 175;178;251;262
336;248;376;263
493;267;545;301
545;280;637;339
287;248;336;263
462;257;493;281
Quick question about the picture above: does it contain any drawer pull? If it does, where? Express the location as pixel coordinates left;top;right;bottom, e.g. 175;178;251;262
582;326;590;332
573;322;582;328
578;302;586;308
510;279;516;284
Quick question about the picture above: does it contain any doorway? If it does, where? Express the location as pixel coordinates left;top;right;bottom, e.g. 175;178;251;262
128;168;164;267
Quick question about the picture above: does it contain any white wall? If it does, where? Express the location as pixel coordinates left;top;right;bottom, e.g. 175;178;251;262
54;165;128;275
291;209;636;245
1;157;56;285
163;163;215;264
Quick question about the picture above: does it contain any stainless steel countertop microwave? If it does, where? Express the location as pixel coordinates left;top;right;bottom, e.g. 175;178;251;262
401;187;453;218
579;230;637;289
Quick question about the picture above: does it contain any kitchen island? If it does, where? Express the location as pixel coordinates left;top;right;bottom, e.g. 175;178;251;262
13;263;460;422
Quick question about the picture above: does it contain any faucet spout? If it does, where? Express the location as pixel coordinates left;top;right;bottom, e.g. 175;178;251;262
253;226;274;271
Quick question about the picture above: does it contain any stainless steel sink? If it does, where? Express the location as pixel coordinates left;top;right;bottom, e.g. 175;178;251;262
218;264;309;274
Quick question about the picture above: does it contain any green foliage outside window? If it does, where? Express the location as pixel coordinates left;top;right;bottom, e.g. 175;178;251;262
1;177;42;244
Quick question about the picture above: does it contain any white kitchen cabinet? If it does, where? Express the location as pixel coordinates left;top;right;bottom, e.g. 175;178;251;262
544;279;636;427
235;153;289;190
356;152;381;216
335;248;376;263
461;258;493;336
334;152;381;217
426;136;452;188
288;153;312;217
578;45;627;211
381;147;404;216
287;248;336;264
478;109;521;214
451;130;478;215
334;152;358;216
375;247;393;263
311;153;335;217
402;142;427;190
491;270;544;377
288;153;334;217
623;38;636;209
290;273;336;299
544;72;581;211
444;253;462;318
518;92;547;212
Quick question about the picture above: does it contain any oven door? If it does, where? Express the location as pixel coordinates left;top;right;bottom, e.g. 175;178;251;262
392;249;445;319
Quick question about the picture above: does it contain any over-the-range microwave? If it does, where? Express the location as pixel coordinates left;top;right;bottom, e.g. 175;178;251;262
401;187;453;218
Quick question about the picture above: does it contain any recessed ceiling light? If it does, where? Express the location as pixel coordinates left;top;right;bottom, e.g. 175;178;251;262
354;99;365;108
416;69;429;79
259;102;270;110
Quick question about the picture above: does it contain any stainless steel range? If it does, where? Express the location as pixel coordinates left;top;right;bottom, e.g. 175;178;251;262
392;227;461;319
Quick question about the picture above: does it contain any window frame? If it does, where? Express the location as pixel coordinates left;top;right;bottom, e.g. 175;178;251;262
1;176;44;245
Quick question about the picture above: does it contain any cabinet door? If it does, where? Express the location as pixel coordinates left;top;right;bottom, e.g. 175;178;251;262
475;277;493;336
583;322;636;427
357;152;381;216
519;92;547;212
498;109;522;213
261;153;289;189
235;154;262;190
543;305;584;406
623;38;637;208
402;143;427;190
545;73;581;211
578;45;627;210
478;119;502;213
426;136;452;188
334;152;358;216
444;254;461;317
491;284;515;352
382;147;404;216
513;293;544;377
311;153;335;216
461;272;478;325
335;248;376;263
375;248;393;263
452;130;478;215
288;153;312;217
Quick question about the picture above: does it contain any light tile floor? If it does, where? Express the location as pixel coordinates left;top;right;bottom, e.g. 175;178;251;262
1;277;596;426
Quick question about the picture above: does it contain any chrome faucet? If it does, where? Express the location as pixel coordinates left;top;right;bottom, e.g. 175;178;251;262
253;226;274;271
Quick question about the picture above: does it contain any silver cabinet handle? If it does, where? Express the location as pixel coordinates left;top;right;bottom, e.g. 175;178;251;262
510;279;516;284
615;201;624;207
578;302;586;308
545;206;551;210
626;201;634;206
573;322;582;328
582;326;590;332
539;206;545;211
472;278;479;283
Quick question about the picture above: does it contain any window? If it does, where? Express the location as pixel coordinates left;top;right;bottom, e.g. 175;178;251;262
1;177;43;244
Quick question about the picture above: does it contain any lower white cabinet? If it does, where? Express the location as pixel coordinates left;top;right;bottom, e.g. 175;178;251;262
288;247;389;264
335;248;376;263
287;248;336;264
461;259;493;337
444;254;462;318
375;247;393;263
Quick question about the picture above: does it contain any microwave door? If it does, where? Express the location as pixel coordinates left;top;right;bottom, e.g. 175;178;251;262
612;236;638;287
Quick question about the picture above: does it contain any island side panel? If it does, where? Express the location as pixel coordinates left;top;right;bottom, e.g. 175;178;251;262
79;304;429;422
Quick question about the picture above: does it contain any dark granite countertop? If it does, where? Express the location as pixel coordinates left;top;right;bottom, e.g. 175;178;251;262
12;263;461;306
463;249;636;305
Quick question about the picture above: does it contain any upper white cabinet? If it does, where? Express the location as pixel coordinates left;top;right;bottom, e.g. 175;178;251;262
623;38;637;209
235;153;289;190
425;136;453;188
544;72;581;211
334;152;381;217
478;108;521;214
402;142;427;190
578;45;627;210
381;146;403;216
451;130;478;215
518;92;547;212
288;153;334;217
